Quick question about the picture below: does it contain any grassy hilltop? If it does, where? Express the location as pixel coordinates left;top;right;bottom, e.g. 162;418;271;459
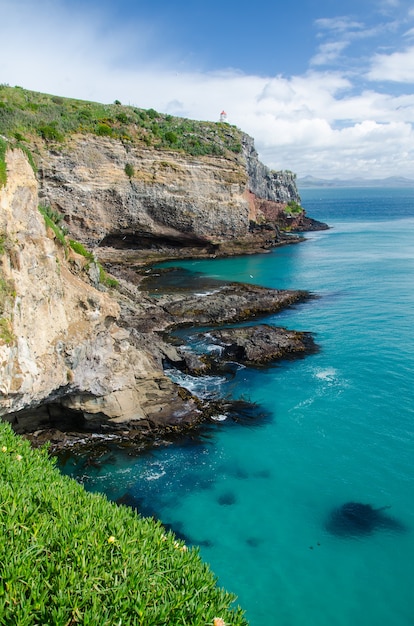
0;84;243;164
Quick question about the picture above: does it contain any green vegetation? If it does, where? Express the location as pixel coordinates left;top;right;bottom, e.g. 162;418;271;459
68;238;94;261
0;136;7;188
124;162;135;178
0;316;15;344
0;277;15;314
0;421;246;625
98;264;119;288
68;239;119;288
0;231;8;255
285;200;303;215
37;206;118;288
0;84;243;158
38;204;67;249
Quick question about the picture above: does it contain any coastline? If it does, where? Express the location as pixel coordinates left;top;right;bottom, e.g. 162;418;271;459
22;253;320;453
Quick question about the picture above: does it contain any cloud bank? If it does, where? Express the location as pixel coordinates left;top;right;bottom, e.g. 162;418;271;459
1;0;414;179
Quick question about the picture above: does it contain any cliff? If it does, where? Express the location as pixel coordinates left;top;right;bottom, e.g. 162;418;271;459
0;86;326;444
35;132;314;259
0;149;200;437
0;86;325;261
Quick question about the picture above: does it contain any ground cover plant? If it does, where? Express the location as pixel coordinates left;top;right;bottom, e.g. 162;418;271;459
0;422;247;625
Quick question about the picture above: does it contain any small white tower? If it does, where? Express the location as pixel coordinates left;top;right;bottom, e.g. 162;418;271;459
220;110;228;123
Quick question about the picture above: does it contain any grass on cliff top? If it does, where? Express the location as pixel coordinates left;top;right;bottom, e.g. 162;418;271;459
0;84;243;158
0;421;247;625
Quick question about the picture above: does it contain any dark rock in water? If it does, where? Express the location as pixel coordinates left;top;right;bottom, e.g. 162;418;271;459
199;324;318;368
325;502;406;537
218;491;237;506
161;283;313;328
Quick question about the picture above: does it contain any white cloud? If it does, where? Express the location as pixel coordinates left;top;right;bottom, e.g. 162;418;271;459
1;0;413;179
367;46;414;81
314;17;364;33
310;41;349;66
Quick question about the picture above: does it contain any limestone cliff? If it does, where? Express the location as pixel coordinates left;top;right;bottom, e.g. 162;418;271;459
0;149;198;434
35;131;321;259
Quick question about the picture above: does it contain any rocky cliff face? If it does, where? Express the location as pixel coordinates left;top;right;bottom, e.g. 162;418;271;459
0;149;199;437
0;123;325;445
242;134;300;204
35;131;314;258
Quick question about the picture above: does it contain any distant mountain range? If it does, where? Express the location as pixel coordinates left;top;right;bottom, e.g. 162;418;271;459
297;175;414;189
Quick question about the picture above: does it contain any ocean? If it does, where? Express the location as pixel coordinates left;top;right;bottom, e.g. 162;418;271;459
59;187;414;626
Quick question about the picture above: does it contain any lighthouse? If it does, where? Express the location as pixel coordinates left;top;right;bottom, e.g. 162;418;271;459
219;110;228;123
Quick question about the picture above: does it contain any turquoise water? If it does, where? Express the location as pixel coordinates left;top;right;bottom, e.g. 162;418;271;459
60;188;414;626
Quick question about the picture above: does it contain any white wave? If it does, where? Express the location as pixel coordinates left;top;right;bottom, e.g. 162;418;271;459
314;367;337;382
211;414;228;422
165;367;227;398
193;289;220;297
145;470;166;481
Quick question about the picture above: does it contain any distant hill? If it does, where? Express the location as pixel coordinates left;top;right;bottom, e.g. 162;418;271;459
298;175;414;189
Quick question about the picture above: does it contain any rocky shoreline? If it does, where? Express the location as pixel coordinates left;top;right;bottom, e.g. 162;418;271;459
1;143;327;455
22;266;319;453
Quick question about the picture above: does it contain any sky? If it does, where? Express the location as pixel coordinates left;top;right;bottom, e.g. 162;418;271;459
1;0;414;179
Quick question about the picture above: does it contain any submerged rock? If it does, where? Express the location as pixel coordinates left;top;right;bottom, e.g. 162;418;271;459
325;502;407;537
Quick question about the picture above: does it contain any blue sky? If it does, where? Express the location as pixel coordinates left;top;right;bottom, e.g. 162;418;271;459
2;0;414;179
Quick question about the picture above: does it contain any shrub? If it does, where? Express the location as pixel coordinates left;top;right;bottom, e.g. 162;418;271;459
124;162;135;178
38;124;64;143
147;108;158;119
0;422;247;625
285;200;303;215
164;130;178;145
0;86;244;160
95;123;113;137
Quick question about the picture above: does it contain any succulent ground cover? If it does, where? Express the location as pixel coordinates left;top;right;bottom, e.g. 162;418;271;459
0;422;247;625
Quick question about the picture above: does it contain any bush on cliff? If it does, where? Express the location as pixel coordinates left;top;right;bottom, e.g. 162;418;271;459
0;421;247;625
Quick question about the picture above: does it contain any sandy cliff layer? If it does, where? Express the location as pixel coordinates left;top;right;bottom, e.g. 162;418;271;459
0;149;199;434
36;132;319;257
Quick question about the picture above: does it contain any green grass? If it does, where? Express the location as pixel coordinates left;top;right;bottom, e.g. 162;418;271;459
68;239;119;288
68;238;94;261
0;85;243;158
38;205;68;250
0;422;247;625
0;136;7;188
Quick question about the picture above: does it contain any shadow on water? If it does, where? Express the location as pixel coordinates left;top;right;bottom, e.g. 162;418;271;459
325;502;408;538
141;266;226;296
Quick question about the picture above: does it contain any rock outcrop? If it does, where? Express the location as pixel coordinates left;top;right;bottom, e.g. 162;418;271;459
0;149;200;437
